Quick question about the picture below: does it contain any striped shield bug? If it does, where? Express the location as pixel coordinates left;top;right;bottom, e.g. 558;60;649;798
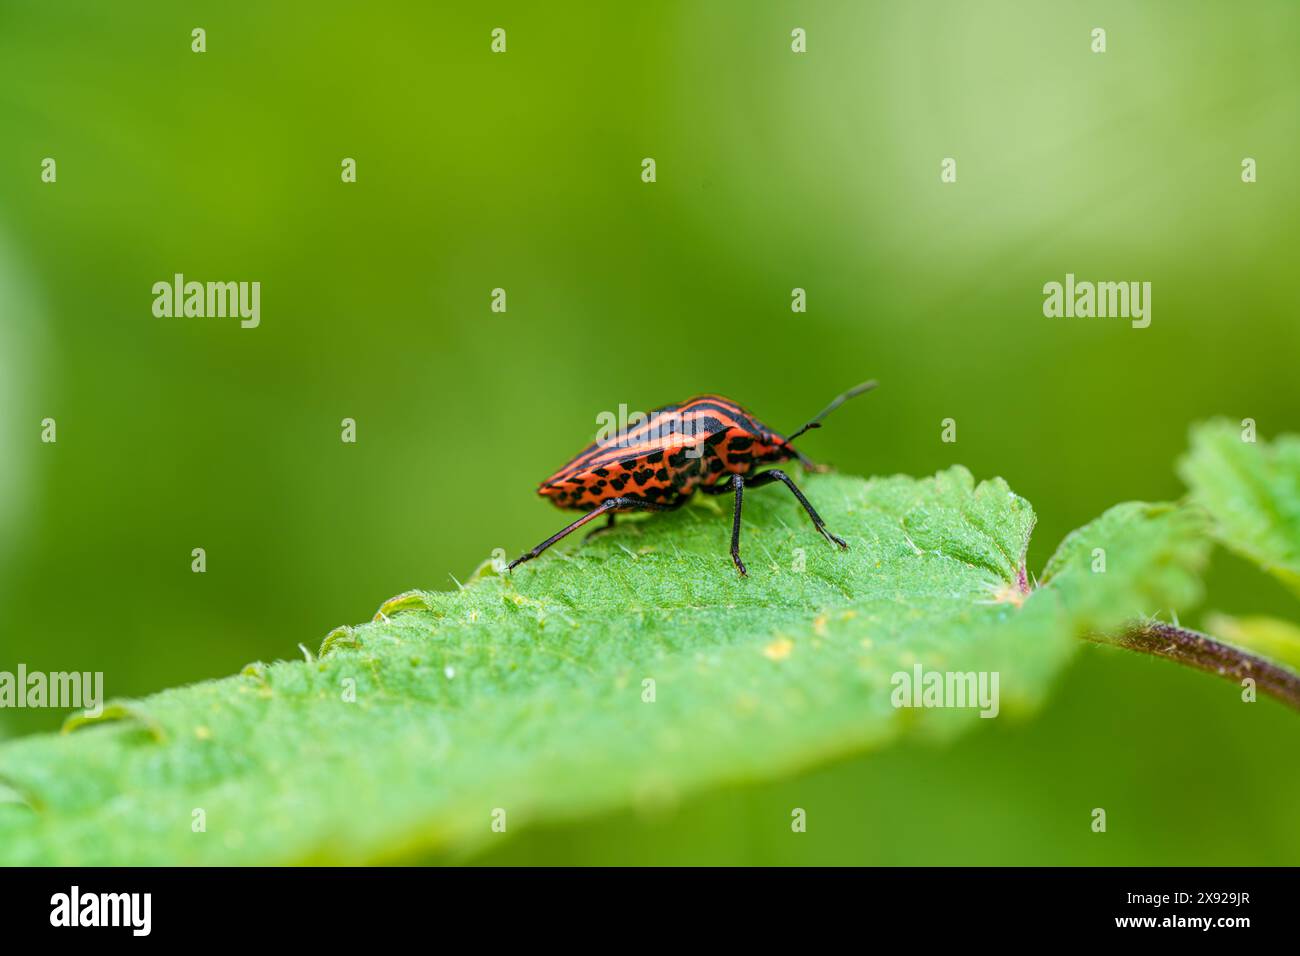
509;380;878;576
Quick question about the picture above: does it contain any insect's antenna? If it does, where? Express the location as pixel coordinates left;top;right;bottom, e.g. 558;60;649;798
784;380;878;443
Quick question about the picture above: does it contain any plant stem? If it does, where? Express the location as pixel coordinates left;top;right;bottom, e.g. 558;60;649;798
1087;621;1300;712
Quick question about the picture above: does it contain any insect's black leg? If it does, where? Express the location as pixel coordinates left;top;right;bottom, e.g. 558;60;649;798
727;473;747;576
746;469;848;549
589;494;690;539
508;496;684;571
583;513;617;541
509;501;618;570
700;474;748;574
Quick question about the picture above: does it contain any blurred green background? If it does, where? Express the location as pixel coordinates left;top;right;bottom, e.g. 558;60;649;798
2;1;1298;863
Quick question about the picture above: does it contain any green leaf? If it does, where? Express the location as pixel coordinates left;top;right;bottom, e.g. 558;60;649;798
0;467;1208;865
1180;419;1300;596
1203;613;1300;672
1040;501;1209;623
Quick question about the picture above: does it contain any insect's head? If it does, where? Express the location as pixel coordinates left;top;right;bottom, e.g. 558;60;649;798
779;380;878;467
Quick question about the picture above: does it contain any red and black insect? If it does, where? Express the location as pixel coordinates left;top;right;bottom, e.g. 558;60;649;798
509;380;877;576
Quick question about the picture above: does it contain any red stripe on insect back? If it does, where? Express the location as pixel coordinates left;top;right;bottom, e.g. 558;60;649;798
540;396;762;487
542;400;755;481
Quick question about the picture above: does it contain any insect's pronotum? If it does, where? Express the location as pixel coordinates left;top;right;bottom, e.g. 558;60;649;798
508;381;878;576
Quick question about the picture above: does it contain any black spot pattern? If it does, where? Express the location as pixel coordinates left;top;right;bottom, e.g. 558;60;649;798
534;397;800;514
